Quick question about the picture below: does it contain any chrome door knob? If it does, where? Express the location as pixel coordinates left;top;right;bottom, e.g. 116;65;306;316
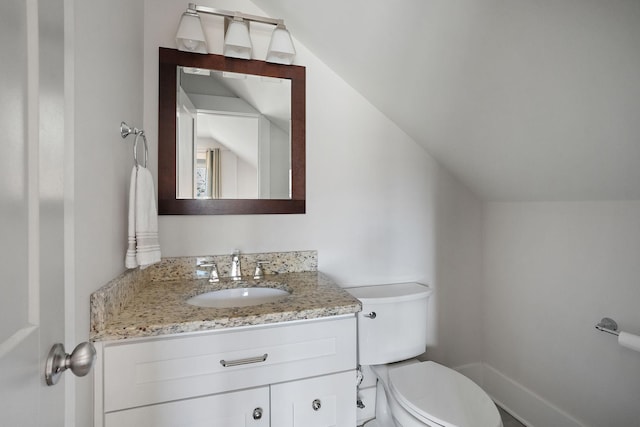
312;399;322;411
45;342;96;386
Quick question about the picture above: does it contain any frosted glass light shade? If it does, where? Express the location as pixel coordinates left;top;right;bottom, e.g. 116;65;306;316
224;19;252;59
175;11;208;54
266;26;296;65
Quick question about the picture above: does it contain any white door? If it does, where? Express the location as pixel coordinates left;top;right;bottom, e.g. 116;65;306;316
0;0;67;425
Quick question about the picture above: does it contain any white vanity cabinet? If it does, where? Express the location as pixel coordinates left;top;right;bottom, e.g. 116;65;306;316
93;315;357;427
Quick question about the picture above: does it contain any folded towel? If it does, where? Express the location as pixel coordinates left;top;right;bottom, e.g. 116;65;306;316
125;166;161;269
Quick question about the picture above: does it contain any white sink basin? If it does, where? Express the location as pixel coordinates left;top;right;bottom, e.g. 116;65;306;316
186;287;290;308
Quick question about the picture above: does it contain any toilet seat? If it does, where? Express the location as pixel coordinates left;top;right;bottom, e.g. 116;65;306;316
388;361;502;427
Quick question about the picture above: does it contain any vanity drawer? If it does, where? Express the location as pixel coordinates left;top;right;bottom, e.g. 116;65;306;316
102;316;356;412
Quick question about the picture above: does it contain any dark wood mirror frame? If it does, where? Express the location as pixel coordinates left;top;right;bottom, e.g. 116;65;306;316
158;47;306;215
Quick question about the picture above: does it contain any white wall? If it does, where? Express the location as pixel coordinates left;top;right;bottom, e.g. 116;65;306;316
70;0;143;425
143;0;483;362
483;202;640;426
428;173;484;366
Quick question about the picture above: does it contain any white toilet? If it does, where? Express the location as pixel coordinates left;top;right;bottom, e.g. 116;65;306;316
347;282;502;427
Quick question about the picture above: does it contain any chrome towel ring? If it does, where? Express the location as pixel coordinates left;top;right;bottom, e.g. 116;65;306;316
120;121;149;168
133;131;148;168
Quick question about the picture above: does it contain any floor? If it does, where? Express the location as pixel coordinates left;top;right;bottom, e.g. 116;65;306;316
498;406;526;427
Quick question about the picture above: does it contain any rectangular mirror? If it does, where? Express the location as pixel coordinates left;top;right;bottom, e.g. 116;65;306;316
158;47;305;214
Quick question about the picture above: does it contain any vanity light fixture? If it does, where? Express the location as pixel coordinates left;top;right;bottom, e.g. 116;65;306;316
175;3;296;64
266;23;296;65
175;6;207;54
223;16;252;59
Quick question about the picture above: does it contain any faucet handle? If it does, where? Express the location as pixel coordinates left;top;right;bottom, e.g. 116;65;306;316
197;261;214;267
253;261;269;280
197;260;219;283
208;262;220;283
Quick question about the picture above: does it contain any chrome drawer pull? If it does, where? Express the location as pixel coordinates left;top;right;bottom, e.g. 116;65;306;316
253;407;263;420
220;353;268;367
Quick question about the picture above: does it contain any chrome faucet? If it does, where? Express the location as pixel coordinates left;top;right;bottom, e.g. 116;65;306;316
253;261;269;280
197;259;219;283
230;250;242;280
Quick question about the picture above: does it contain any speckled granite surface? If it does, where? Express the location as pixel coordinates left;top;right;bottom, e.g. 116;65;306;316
90;251;361;342
90;267;149;336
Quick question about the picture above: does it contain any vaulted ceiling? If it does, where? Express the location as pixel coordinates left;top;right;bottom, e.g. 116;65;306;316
253;0;640;201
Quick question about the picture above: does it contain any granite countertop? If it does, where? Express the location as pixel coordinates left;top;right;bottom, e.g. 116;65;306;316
91;271;361;342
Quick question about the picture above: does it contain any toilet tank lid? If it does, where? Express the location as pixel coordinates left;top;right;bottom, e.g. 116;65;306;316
346;282;432;304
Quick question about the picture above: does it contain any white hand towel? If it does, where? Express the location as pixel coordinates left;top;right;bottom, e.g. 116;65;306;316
125;166;161;269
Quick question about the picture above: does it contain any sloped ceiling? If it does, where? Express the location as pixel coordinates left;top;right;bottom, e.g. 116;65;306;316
253;0;640;201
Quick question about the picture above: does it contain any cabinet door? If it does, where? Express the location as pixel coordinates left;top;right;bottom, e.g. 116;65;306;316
271;371;356;427
104;386;269;427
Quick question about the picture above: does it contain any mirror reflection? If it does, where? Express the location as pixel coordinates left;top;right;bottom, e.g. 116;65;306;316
177;67;292;200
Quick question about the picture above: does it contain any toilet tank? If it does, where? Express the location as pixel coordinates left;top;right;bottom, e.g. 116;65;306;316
347;283;432;365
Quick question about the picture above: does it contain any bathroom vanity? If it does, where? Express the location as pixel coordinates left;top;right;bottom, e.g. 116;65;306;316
90;251;361;427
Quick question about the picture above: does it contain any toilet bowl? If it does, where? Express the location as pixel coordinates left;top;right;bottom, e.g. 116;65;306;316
348;283;502;427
